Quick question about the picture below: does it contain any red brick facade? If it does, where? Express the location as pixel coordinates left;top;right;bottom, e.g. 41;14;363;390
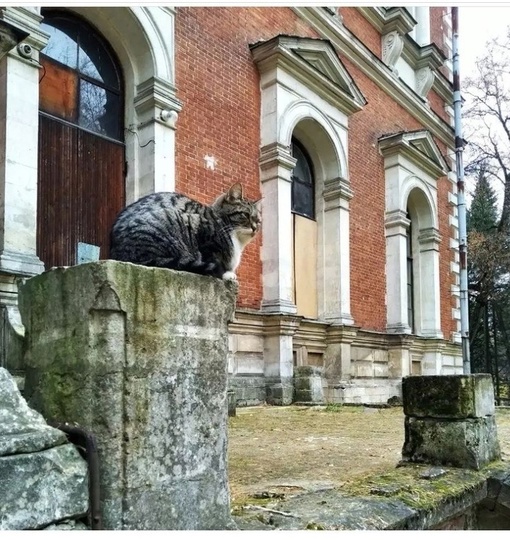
174;7;456;337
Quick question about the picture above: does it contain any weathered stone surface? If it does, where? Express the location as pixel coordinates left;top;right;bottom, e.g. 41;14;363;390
237;491;417;530
20;261;237;530
0;444;88;530
294;366;324;404
43;520;88;530
402;375;495;419
402;416;501;469
0;367;66;456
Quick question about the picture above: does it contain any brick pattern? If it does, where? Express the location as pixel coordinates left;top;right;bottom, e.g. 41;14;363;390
174;7;456;337
175;7;317;309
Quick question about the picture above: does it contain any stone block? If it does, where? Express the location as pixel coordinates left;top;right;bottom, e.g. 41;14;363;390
20;261;237;530
402;416;501;470
403;375;495;419
293;366;324;404
266;378;293;405
0;444;88;530
0;367;66;456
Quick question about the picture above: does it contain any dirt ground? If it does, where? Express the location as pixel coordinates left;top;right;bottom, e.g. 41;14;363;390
227;405;510;504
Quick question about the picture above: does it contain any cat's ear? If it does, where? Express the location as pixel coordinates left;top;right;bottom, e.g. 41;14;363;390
255;198;263;212
226;182;243;202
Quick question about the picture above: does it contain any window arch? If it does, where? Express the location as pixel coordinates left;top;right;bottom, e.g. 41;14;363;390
40;9;123;141
291;138;315;220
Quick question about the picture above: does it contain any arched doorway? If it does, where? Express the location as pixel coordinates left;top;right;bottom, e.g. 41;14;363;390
37;9;125;268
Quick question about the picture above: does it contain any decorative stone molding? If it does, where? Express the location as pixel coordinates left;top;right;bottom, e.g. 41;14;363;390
378;130;449;178
382;30;404;73
250;34;366;115
323;177;354;213
380;130;445;340
416;66;435;99
258;142;296;178
0;7;48;51
134;77;182;128
295;7;454;147
418;226;442;251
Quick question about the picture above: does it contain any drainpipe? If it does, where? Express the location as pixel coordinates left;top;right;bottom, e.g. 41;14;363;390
50;422;102;530
452;7;471;374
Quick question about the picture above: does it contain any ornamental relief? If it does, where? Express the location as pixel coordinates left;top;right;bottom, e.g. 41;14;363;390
382;30;404;73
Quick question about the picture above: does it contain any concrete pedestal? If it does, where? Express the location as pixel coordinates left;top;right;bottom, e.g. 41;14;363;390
20;261;237;529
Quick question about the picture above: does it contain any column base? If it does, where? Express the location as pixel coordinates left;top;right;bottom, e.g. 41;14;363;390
0;249;44;277
261;299;297;315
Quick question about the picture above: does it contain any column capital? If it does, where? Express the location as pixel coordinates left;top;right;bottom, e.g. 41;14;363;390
259;142;296;174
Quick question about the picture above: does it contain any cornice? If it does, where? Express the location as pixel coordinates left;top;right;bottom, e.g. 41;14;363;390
292;7;454;149
358;6;416;35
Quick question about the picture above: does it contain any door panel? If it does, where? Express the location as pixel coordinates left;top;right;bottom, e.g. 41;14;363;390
37;113;124;268
293;214;318;319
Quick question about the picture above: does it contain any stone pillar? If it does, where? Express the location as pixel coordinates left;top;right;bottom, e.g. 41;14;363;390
321;177;354;324
131;76;182;201
385;210;412;334
0;8;48;372
20;261;237;530
0;8;47;278
402;375;501;470
259;143;297;314
263;313;299;405
417;227;443;338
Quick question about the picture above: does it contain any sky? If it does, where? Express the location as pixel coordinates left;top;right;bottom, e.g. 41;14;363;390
459;5;510;77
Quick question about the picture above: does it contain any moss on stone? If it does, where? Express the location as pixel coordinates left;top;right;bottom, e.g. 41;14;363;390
339;460;507;511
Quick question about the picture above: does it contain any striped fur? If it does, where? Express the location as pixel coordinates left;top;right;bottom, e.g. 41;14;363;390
109;183;261;280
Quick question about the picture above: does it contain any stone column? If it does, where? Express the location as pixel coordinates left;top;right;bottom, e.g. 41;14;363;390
263;313;300;405
417;227;443;338
320;177;354;324
402;375;501;470
0;8;47;278
0;8;48;372
20;261;237;530
131;77;182;201
385;210;412;334
259;142;297;315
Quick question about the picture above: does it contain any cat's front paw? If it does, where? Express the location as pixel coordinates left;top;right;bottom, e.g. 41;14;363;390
222;271;237;281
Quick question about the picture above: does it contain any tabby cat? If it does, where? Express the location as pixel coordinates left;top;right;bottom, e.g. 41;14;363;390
109;183;261;280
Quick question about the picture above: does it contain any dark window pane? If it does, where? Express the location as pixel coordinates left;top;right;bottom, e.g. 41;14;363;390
291;139;315;218
41;21;78;68
77;32;121;89
292;180;314;219
79;80;121;140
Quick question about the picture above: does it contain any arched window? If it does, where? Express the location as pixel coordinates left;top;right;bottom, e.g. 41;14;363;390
291;138;315;220
40;10;123;141
290;137;317;319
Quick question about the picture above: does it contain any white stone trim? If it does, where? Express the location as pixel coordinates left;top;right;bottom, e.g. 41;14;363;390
292;6;454;148
380;130;445;339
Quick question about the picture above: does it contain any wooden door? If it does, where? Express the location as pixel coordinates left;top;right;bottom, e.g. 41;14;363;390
37;10;125;269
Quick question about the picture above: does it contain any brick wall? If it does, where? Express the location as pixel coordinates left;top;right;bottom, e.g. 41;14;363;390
175;7;317;309
174;7;455;336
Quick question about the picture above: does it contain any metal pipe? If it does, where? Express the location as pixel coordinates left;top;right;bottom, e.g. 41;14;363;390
50;422;102;530
452;6;471;374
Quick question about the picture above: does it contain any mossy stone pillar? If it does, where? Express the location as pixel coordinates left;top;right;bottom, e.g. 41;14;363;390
402;375;500;470
20;261;237;530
